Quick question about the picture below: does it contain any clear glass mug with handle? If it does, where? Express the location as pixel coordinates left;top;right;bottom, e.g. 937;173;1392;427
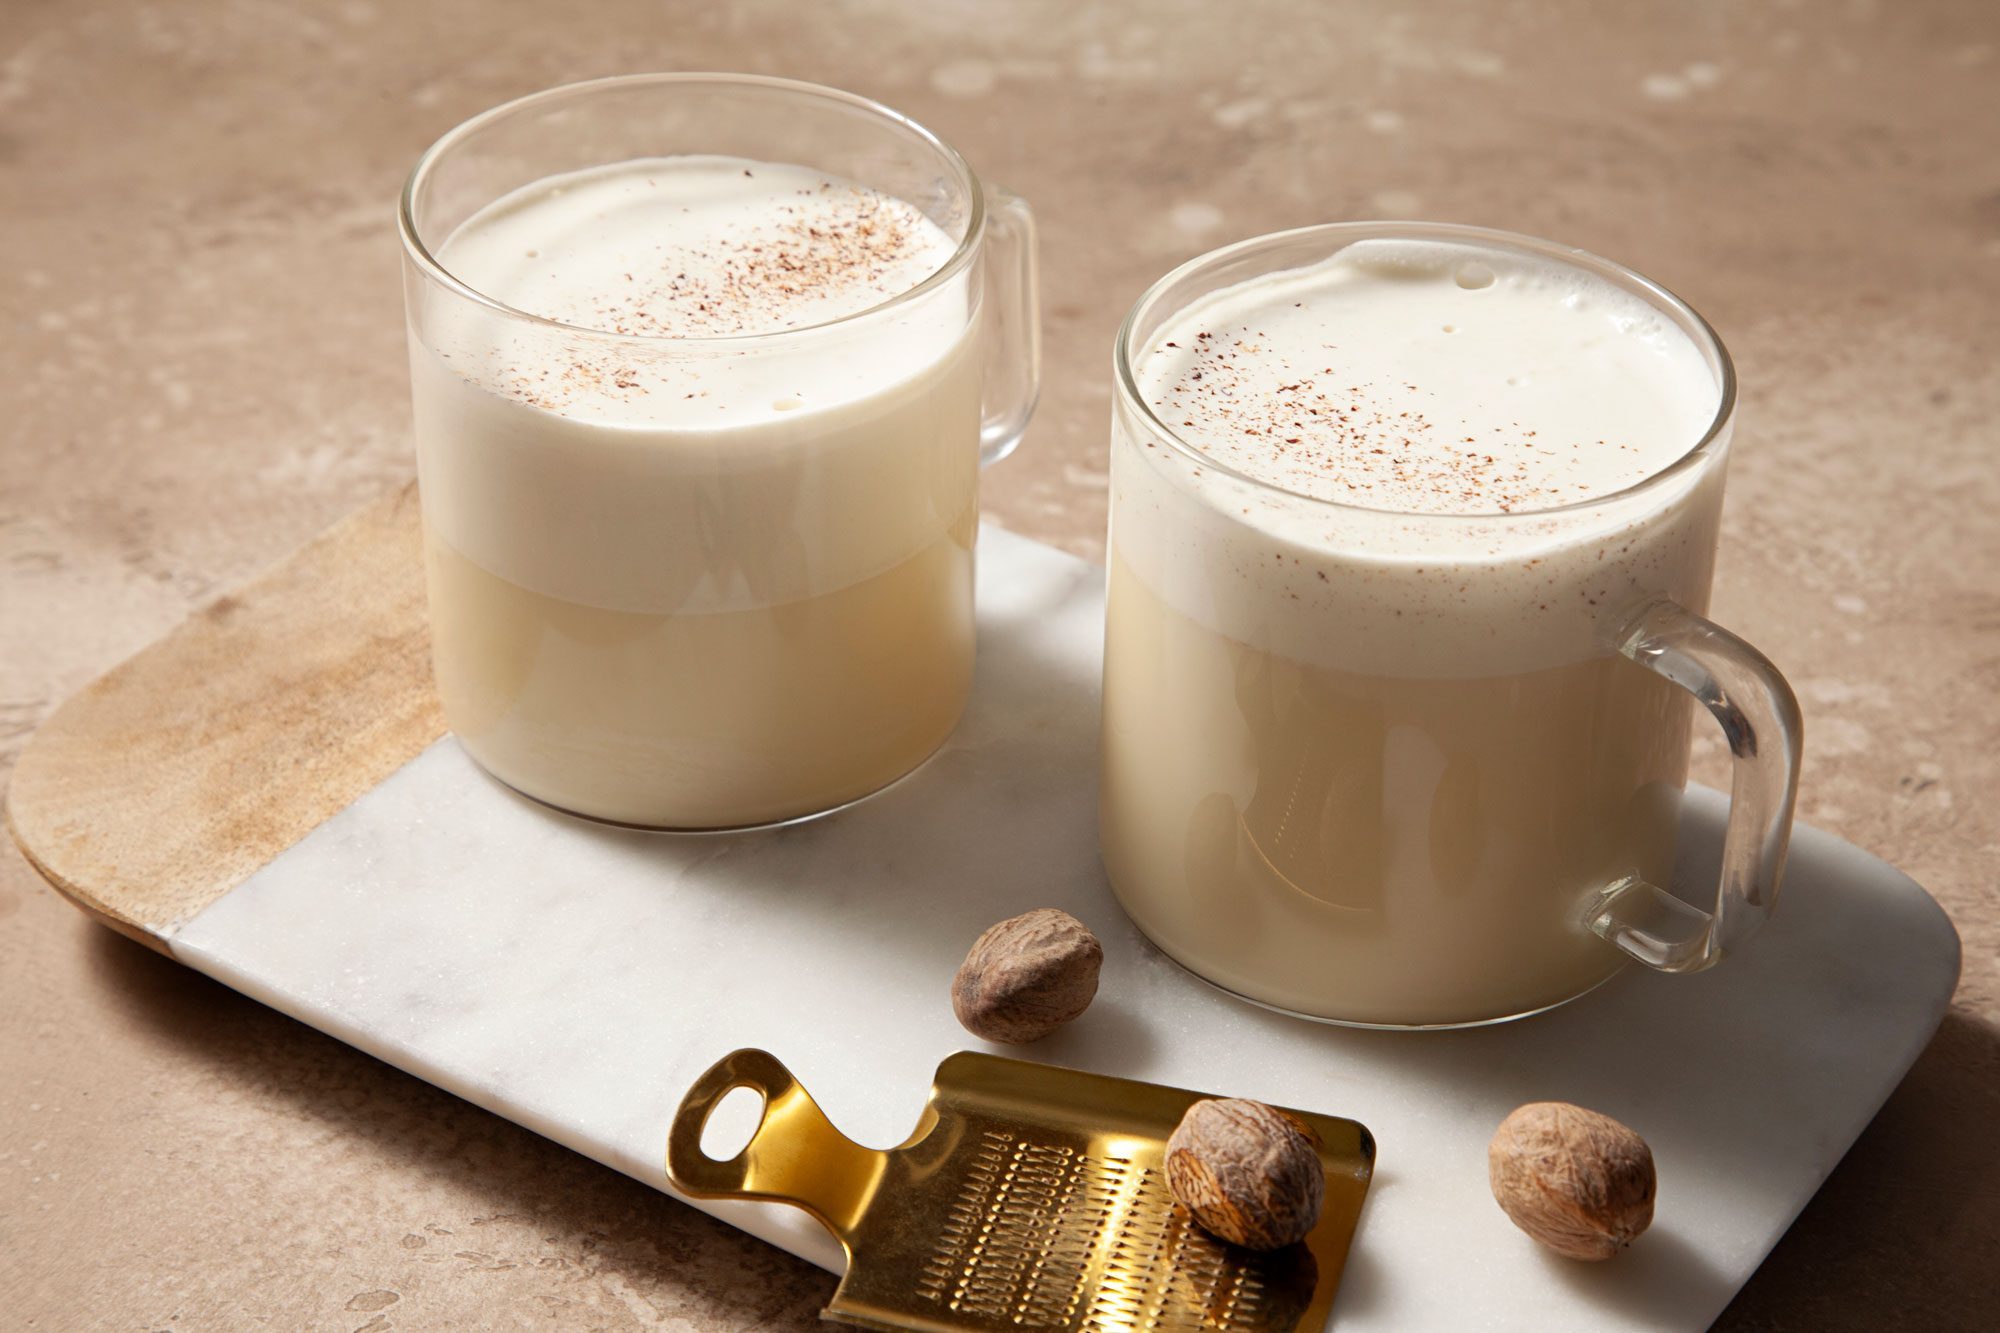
400;75;1039;830
1100;222;1802;1028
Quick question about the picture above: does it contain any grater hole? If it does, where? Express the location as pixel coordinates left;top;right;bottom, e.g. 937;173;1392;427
699;1085;764;1161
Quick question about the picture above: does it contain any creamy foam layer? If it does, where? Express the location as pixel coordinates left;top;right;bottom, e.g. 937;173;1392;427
1137;239;1717;513
1113;238;1729;677
447;156;956;339
430;157;964;429
413;156;978;614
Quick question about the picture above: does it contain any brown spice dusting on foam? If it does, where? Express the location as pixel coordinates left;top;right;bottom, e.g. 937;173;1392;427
490;179;940;413
1146;313;1653;515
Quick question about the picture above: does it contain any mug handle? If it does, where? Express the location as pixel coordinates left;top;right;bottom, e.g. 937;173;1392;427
977;183;1041;467
1587;599;1804;972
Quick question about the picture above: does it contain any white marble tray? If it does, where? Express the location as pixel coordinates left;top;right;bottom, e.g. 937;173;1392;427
162;526;1958;1331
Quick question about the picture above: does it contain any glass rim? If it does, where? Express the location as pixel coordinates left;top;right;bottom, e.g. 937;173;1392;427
1112;220;1739;521
397;72;985;348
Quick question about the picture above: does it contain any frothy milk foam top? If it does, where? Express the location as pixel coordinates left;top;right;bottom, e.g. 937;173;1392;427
1116;238;1728;676
447;158;954;336
414;156;976;615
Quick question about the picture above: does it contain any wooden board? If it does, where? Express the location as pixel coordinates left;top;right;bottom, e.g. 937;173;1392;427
6;483;442;948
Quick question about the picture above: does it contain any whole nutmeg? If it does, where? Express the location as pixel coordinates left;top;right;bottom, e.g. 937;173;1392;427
1488;1101;1655;1260
951;909;1102;1043
1165;1098;1326;1251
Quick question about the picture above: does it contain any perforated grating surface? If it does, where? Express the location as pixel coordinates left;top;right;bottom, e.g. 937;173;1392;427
909;1130;1316;1331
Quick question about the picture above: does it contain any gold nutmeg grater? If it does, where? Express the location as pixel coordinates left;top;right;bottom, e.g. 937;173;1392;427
666;1049;1375;1331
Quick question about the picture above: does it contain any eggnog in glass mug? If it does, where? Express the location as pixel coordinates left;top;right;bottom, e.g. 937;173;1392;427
400;75;1038;828
1101;223;1802;1028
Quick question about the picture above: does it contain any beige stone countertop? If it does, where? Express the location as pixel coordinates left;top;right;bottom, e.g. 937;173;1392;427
4;1;1996;1327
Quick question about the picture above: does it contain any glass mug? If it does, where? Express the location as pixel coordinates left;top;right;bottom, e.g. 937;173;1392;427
1099;222;1802;1028
400;75;1039;829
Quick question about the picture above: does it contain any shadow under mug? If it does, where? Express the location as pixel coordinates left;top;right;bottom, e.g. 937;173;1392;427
1099;222;1803;1029
400;74;1039;831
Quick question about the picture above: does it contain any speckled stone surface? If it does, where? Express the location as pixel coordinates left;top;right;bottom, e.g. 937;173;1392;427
2;1;1995;1328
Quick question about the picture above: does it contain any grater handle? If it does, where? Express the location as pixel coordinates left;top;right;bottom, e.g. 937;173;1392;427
665;1048;886;1243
